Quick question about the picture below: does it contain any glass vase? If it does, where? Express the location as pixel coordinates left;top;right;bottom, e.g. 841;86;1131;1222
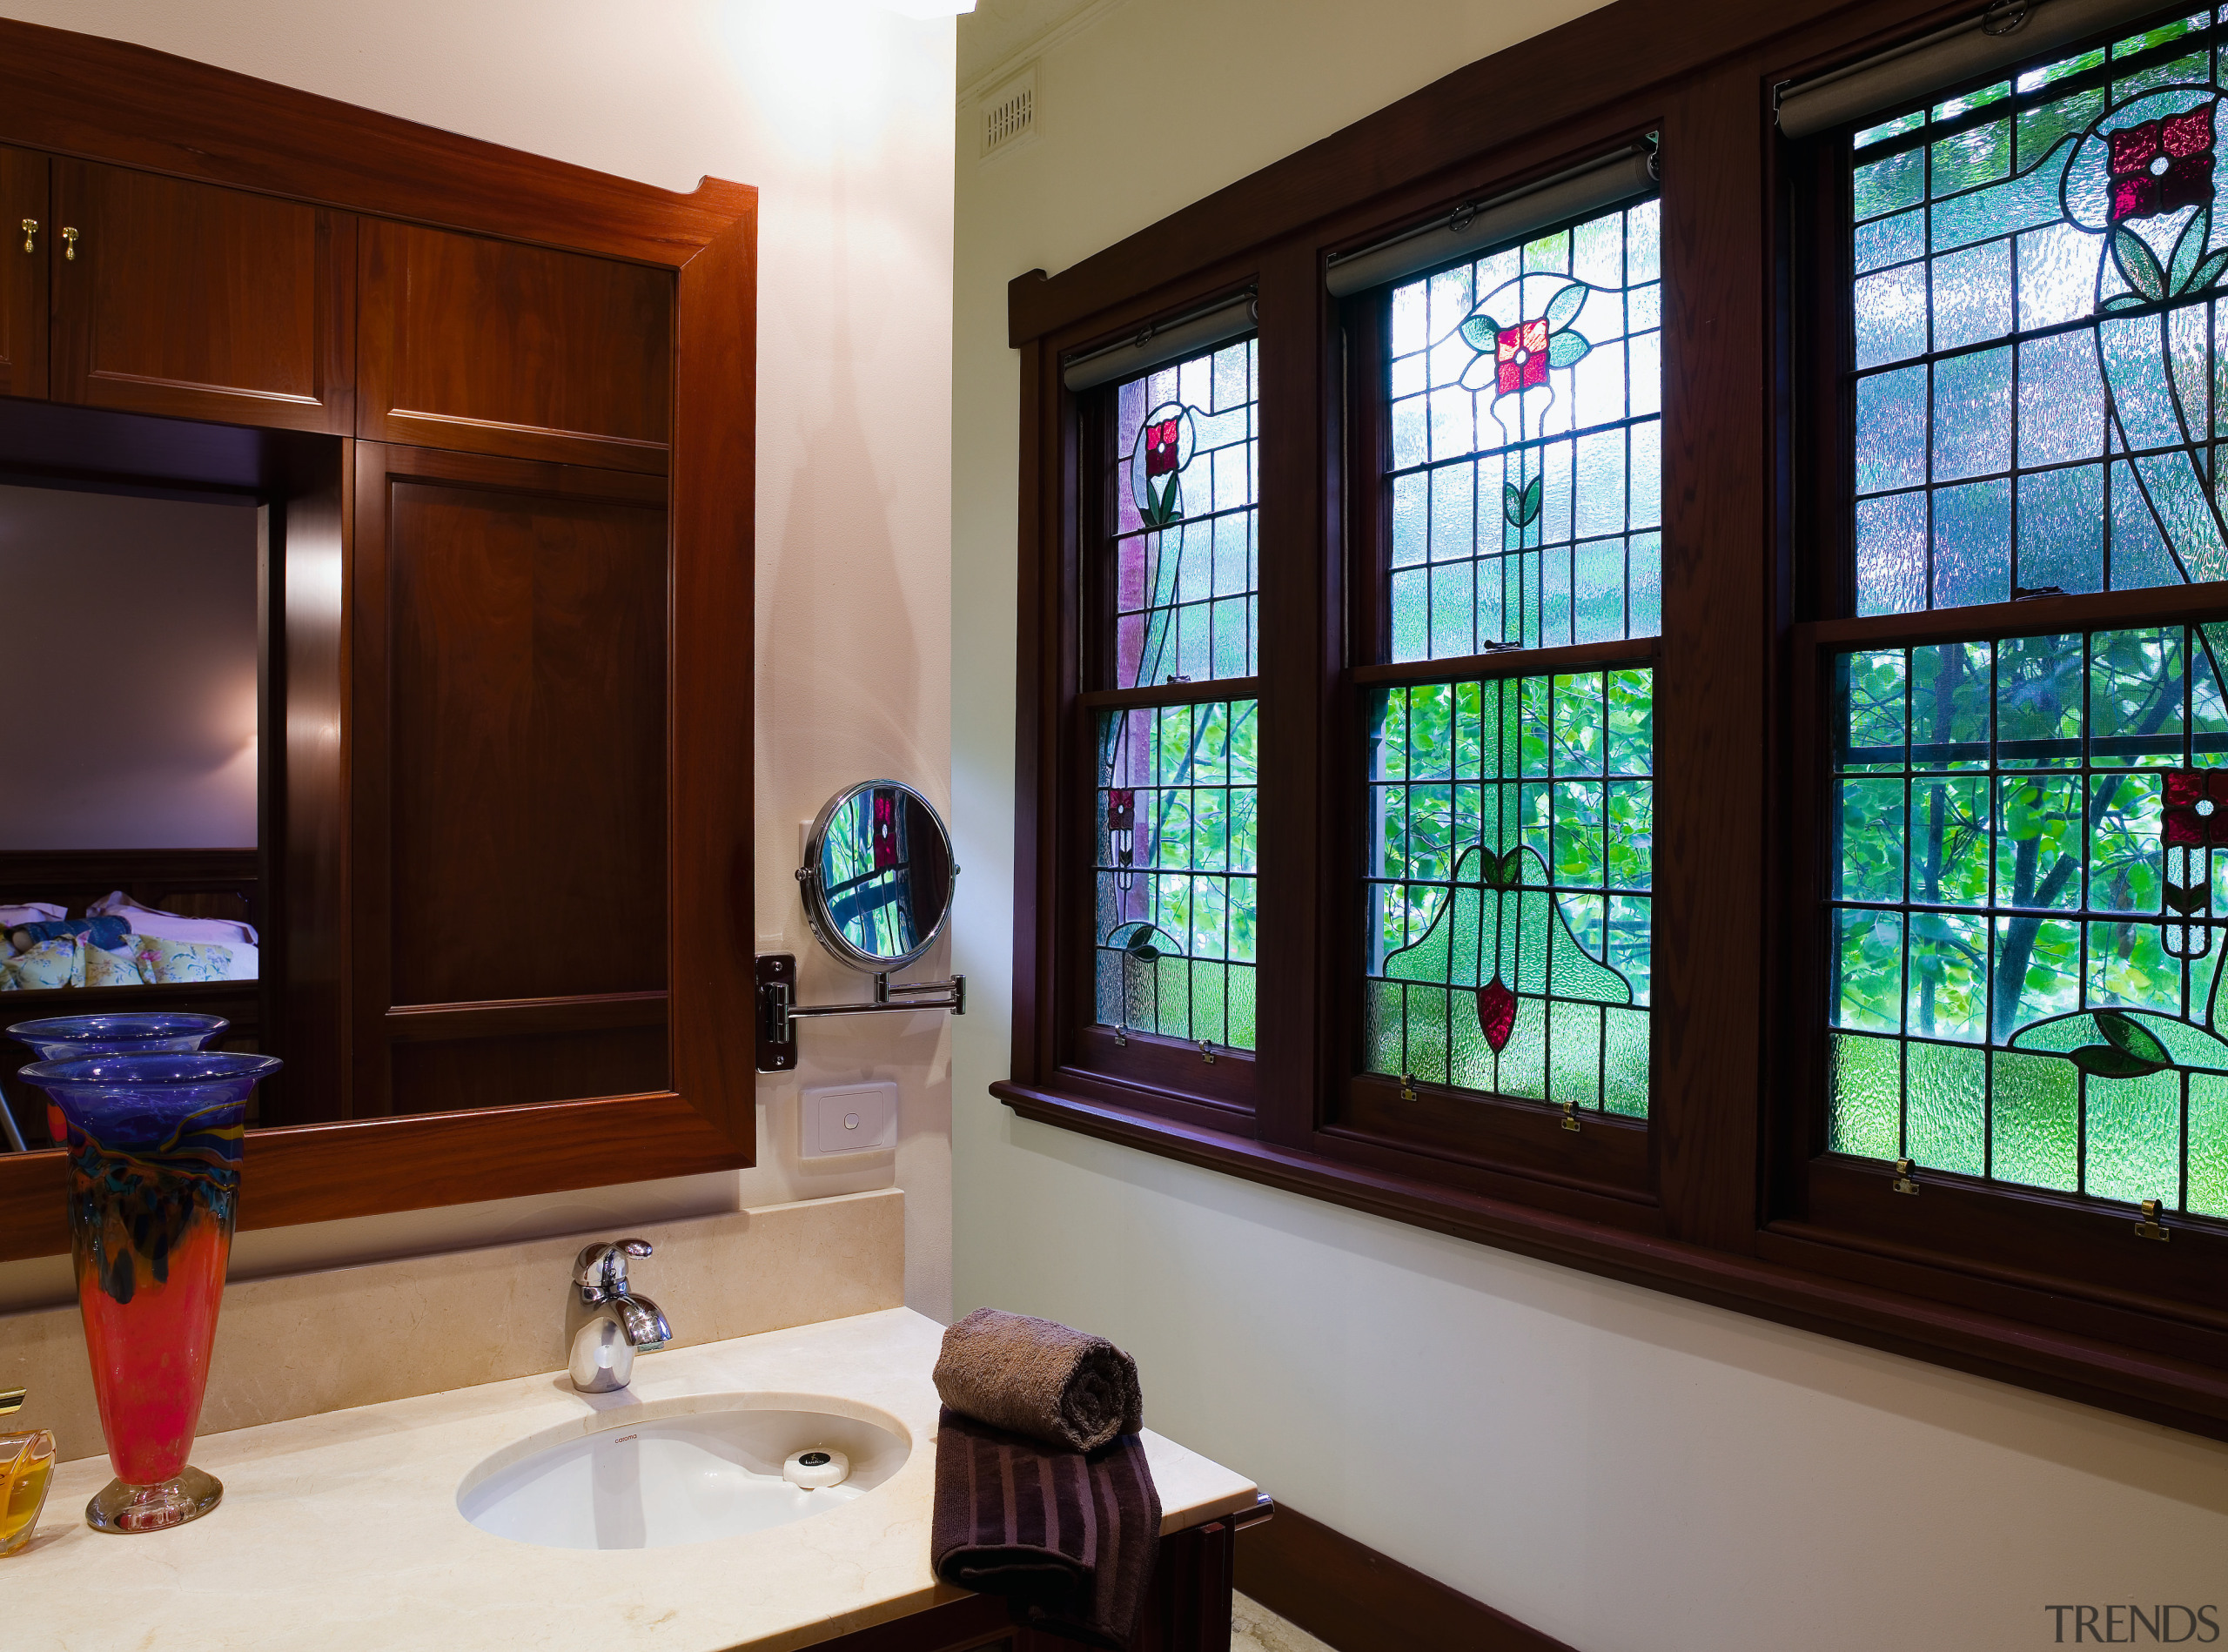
14;1051;278;1534
7;1014;232;1150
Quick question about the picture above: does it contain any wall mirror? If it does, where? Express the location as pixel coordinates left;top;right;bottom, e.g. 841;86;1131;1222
0;20;758;1260
755;780;962;1071
799;781;956;974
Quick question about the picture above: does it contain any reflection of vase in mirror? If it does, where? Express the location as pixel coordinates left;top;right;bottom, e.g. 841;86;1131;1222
16;1051;279;1534
811;782;956;970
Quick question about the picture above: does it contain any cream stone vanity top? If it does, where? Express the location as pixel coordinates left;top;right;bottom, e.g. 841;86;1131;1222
9;1306;1259;1652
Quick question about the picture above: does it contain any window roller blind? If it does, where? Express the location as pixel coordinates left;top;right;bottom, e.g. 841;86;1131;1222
1323;147;1657;299
1776;0;2168;140
1062;293;1258;393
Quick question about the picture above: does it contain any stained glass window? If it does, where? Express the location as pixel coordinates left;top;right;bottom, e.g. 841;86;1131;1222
1362;668;1652;1114
1109;339;1258;688
1384;197;1661;660
1828;624;2228;1214
1096;699;1258;1049
1848;12;2228;614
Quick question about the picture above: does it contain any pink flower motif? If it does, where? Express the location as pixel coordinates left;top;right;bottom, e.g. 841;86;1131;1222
1144;418;1182;478
1476;977;1517;1053
1105;789;1135;831
2164;769;2228;847
2109;104;2215;224
1495;319;1549;396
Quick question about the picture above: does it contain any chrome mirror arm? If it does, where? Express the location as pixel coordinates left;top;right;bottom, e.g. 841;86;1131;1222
755;957;965;1072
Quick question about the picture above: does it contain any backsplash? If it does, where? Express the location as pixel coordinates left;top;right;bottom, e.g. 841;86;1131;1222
0;1188;903;1463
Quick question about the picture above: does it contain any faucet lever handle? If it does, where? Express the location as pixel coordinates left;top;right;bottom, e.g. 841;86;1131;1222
574;1237;655;1297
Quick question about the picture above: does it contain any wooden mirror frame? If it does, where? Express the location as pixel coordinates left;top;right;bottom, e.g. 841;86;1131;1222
0;19;756;1260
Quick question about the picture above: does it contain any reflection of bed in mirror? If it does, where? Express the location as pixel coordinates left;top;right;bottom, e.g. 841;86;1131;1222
0;848;262;1148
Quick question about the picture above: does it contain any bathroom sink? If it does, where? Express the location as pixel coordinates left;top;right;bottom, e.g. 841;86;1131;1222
455;1392;911;1551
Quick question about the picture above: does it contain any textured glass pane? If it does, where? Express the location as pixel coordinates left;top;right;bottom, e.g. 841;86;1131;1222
1828;624;2228;1209
1107;338;1258;687
1907;1040;1987;1174
1828;1031;1903;1158
1095;699;1258;1050
1385;195;1661;661
1364;668;1650;1115
1848;19;2228;614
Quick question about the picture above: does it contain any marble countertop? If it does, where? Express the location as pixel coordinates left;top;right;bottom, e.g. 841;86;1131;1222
9;1307;1258;1652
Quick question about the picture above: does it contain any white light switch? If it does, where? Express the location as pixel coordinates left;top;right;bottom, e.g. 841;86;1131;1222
802;1081;897;1158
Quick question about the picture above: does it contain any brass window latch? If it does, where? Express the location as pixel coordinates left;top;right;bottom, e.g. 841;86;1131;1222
2135;1199;2171;1243
18;218;33;253
1891;1158;1919;1195
1560;1098;1581;1133
1399;1072;1417;1102
1198;1040;1216;1065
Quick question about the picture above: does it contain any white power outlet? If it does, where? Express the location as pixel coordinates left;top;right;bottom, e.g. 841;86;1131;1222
801;1081;897;1158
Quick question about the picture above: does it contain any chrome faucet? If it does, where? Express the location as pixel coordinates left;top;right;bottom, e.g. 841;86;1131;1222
567;1239;673;1393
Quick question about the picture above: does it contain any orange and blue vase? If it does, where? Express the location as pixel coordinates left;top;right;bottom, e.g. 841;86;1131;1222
13;1051;278;1534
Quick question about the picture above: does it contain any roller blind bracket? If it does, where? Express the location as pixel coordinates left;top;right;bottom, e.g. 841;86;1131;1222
1322;140;1659;299
1060;287;1259;394
1775;0;2161;140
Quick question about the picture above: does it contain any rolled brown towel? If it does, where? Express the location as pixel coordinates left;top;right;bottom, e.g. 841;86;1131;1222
932;1405;1162;1651
933;1307;1144;1453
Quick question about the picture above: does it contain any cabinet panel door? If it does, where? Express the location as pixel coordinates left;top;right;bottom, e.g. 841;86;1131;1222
359;218;671;473
50;159;352;432
351;442;670;1118
0;148;48;399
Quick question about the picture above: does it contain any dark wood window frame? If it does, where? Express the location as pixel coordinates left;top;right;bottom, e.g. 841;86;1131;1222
996;0;2228;1442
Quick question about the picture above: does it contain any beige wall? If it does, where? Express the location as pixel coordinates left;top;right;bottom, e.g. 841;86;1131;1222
947;4;2228;1650
0;0;956;1318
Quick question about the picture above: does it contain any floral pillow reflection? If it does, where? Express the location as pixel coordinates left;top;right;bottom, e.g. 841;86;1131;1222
133;937;234;985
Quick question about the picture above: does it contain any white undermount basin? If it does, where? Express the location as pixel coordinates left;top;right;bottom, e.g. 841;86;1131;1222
455;1391;912;1551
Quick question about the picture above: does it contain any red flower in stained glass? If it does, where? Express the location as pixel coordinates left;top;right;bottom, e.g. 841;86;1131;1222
1476;977;1517;1053
2164;770;2228;846
2109;104;2216;225
1495;320;1550;396
872;787;899;871
1144;418;1183;478
1105;789;1136;831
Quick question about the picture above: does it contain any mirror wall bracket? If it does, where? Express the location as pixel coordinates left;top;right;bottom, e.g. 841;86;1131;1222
754;954;966;1072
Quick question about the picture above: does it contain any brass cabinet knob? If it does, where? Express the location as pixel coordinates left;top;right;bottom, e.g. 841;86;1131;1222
60;226;77;261
18;218;33;254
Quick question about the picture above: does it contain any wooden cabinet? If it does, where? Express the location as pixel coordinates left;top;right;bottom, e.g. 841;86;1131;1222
350;442;670;1118
359;218;672;473
0;148;47;399
49;160;352;432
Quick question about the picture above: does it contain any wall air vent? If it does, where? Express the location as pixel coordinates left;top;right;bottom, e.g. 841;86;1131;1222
980;68;1037;160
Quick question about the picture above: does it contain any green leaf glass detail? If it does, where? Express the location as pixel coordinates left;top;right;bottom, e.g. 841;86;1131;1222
1366;668;1649;1115
1096;699;1259;1051
1828;625;2228;1212
1386;195;1661;660
1109;338;1258;689
1848;17;2228;617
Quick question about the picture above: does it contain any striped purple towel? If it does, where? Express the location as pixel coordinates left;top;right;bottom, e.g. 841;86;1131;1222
931;1405;1162;1650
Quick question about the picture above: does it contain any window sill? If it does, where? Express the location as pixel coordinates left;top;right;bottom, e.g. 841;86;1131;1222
992;1078;2228;1444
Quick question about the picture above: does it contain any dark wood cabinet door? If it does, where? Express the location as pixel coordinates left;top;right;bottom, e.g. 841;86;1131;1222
359;218;671;473
0;147;48;399
50;159;352;432
351;442;670;1118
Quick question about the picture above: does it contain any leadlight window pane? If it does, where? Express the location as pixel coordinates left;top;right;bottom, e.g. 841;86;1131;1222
1361;668;1653;1114
1095;699;1258;1049
1109;339;1258;688
1384;198;1661;660
1846;12;2228;614
1826;623;2228;1215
